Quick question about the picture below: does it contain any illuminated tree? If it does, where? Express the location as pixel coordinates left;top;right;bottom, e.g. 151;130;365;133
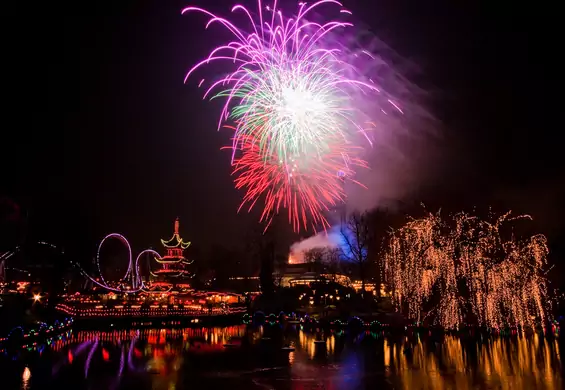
383;209;551;329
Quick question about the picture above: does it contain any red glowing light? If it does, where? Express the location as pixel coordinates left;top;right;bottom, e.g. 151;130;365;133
227;134;367;232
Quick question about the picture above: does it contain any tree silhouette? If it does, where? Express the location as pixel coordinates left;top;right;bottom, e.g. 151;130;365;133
339;211;372;295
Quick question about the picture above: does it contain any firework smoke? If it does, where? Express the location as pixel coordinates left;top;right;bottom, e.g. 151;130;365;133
184;0;417;231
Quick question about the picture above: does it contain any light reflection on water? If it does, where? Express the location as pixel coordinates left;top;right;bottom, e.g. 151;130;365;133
21;367;31;390
11;326;562;390
381;333;561;390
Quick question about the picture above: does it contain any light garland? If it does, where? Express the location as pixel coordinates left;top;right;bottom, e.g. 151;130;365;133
56;302;246;319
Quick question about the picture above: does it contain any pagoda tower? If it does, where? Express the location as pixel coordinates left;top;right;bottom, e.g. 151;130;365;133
151;218;194;290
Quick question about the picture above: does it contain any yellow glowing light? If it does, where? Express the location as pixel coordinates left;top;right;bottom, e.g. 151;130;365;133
33;294;41;302
22;367;31;381
383;209;550;329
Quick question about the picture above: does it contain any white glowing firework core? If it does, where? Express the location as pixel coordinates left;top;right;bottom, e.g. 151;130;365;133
279;85;328;126
248;63;348;163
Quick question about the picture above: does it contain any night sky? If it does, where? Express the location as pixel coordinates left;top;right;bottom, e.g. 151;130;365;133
3;1;563;269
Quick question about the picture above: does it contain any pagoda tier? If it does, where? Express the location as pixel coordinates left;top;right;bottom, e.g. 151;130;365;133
148;218;194;290
161;218;190;249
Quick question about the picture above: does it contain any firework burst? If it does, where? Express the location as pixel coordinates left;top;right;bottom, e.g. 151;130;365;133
184;1;399;231
183;1;379;161
227;130;368;232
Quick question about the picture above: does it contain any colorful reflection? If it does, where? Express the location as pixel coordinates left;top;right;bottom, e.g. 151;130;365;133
13;326;563;390
287;329;561;389
382;334;561;390
47;326;247;390
21;366;31;389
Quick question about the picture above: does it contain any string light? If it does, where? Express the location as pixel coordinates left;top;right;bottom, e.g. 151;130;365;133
61;219;246;319
383;210;551;329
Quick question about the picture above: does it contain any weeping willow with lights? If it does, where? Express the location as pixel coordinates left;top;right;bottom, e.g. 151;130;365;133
383;209;551;329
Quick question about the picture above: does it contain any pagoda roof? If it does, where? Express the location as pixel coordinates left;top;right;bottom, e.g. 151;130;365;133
161;218;191;249
154;256;194;264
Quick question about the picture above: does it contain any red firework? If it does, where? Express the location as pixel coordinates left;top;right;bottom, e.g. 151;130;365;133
227;133;368;232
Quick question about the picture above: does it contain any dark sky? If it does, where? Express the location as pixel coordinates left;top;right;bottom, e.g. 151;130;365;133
3;1;563;263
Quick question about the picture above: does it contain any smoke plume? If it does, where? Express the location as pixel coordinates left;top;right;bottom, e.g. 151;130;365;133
289;226;341;263
289;16;441;257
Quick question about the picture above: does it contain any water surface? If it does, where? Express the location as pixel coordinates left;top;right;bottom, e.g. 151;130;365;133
3;325;562;389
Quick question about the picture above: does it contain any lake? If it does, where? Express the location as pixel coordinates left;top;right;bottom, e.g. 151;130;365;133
1;325;562;389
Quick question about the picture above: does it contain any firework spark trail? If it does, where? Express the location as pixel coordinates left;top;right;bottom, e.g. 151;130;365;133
226;132;368;232
182;1;379;158
384;210;551;329
183;1;400;231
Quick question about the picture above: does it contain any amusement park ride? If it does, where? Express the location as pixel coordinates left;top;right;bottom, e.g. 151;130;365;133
81;218;195;293
57;218;245;321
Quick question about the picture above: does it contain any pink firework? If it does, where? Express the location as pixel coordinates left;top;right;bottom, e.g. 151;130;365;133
183;1;400;231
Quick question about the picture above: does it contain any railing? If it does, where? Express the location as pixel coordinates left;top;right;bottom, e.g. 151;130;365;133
56;303;247;319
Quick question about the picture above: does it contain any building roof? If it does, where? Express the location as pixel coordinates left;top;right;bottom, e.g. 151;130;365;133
161;218;191;249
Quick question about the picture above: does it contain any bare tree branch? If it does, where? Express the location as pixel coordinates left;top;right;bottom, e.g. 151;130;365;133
339;211;372;294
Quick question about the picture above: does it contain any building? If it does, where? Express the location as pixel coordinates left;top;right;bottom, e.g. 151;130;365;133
150;218;194;291
275;254;390;297
275;261;334;287
56;218;247;320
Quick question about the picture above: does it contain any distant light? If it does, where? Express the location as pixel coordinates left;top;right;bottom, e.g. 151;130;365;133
33;294;41;302
22;367;31;381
